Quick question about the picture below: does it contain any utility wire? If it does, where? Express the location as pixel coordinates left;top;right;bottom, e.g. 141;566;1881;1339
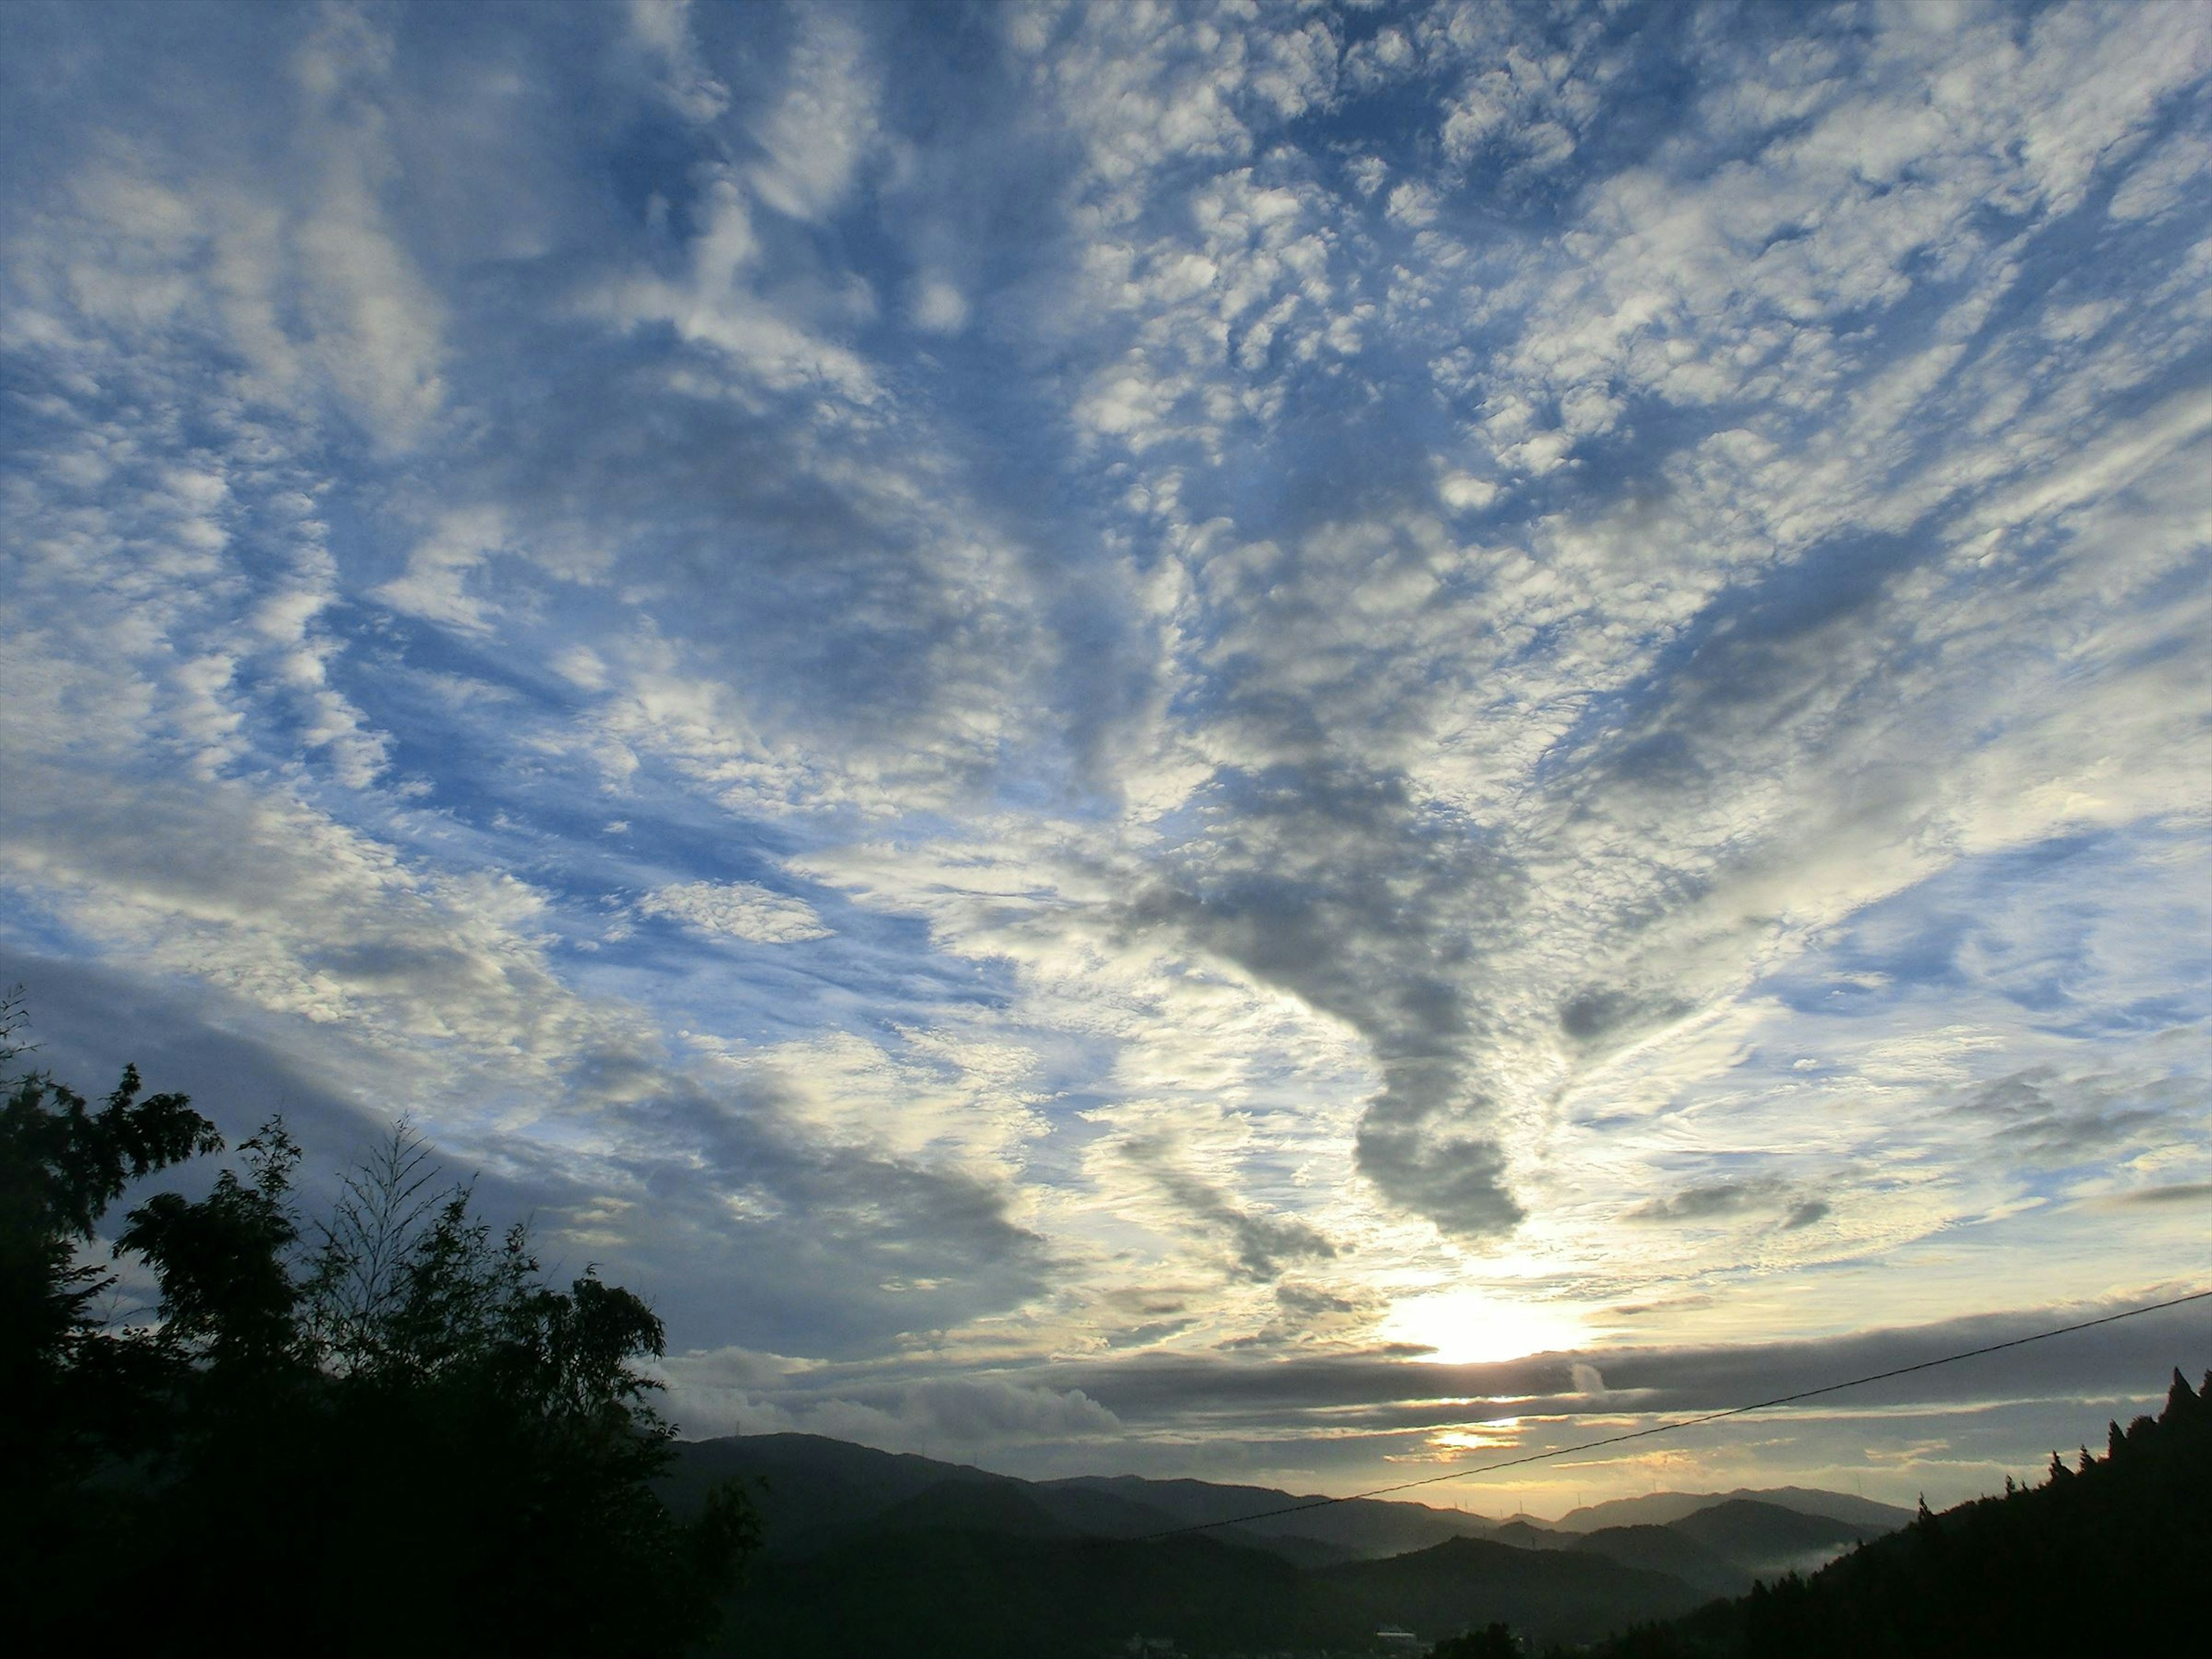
1132;1286;2212;1542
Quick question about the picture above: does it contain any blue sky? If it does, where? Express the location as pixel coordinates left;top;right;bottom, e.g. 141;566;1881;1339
2;0;2207;1511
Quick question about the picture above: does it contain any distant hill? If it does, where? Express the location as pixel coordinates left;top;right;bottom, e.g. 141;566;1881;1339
664;1431;1909;1566
1580;1369;2212;1658
1047;1471;1499;1560
1555;1486;1914;1535
1665;1497;1883;1580
1489;1518;1566;1551
661;1432;1015;1554
662;1429;1932;1656
1454;1504;1883;1599
870;1478;1084;1540
664;1433;1497;1566
1570;1524;1756;1599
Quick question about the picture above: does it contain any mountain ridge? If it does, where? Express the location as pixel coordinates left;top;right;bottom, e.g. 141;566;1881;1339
665;1430;1908;1569
1555;1484;1914;1535
665;1425;2130;1656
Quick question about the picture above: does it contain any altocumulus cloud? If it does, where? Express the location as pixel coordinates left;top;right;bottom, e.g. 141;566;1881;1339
0;0;2206;1503
638;881;832;945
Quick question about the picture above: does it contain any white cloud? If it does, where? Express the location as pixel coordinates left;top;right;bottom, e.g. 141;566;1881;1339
627;0;730;124
589;166;884;404
1437;471;1497;511
908;276;969;335
372;505;505;631
638;880;831;944
286;6;448;446
1385;180;1440;227
747;8;877;222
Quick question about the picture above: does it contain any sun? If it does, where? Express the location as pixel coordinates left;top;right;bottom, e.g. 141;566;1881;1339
1379;1288;1588;1366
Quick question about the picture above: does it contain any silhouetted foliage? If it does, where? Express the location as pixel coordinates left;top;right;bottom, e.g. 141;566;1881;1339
1;1018;756;1656
1431;1620;1525;1658
1578;1368;2212;1658
1;990;222;1493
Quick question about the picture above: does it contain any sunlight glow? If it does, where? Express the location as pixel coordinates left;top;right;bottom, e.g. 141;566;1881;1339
1430;1417;1525;1453
1381;1290;1589;1366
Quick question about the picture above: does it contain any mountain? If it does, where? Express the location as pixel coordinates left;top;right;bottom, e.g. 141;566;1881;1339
1473;1508;1878;1598
1047;1471;1499;1559
1489;1517;1567;1551
664;1433;1497;1566
1555;1486;1913;1535
666;1433;1910;1571
1570;1524;1757;1599
662;1430;1922;1655
1666;1497;1883;1579
668;1435;1718;1656
870;1478;1084;1540
660;1432;1017;1554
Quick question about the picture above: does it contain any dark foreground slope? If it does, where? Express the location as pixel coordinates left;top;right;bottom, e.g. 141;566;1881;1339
717;1531;1338;1658
702;1526;1711;1658
1319;1536;1709;1647
1585;1368;2212;1659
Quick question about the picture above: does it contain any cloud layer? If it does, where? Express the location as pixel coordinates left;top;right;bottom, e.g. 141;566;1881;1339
2;0;2206;1508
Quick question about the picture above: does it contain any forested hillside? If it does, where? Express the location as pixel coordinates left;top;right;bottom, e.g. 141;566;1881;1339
1580;1368;2212;1658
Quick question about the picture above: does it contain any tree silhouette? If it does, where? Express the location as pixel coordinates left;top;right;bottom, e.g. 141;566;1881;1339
1432;1622;1525;1658
1;994;222;1495
2;1020;756;1655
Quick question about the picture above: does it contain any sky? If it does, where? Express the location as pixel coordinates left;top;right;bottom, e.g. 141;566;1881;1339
2;0;2207;1515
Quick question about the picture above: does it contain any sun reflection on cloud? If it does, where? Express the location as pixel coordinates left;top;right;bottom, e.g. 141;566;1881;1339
1430;1417;1524;1455
1380;1289;1589;1366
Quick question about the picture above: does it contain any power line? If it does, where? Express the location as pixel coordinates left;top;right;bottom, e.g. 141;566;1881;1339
1133;1286;2212;1542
